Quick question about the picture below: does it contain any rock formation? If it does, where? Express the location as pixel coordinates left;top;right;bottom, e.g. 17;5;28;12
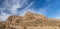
0;12;60;29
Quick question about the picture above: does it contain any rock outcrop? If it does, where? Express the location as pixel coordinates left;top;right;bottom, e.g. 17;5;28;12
0;12;60;29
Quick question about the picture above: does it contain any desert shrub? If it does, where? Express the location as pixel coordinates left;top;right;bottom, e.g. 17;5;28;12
7;26;16;29
24;27;27;29
0;24;5;29
16;20;20;23
10;27;16;29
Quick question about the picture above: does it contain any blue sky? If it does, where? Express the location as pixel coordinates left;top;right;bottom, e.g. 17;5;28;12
0;0;60;21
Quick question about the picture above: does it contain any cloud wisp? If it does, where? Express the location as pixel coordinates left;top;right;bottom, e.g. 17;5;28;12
0;0;36;21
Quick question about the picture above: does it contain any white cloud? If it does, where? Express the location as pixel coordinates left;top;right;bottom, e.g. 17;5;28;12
0;13;10;21
0;0;21;21
0;0;35;21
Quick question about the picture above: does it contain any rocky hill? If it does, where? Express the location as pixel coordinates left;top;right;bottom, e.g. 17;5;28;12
0;12;60;29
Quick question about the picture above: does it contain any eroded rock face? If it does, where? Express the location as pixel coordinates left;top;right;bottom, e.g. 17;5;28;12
6;16;23;25
6;12;47;26
0;12;60;29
